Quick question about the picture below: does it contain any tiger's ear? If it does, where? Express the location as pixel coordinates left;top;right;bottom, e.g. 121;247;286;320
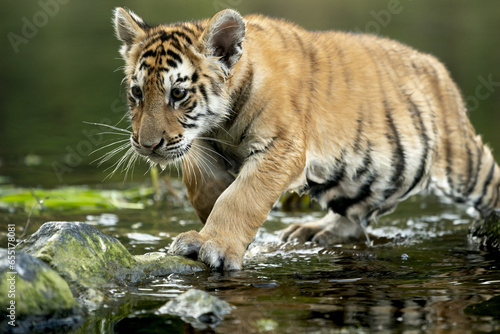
113;7;149;57
202;9;246;71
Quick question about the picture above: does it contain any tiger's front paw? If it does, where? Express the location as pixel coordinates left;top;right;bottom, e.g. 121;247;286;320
168;230;205;260
169;230;244;271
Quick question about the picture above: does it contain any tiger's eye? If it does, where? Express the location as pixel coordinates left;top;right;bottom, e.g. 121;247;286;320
131;85;142;99
171;88;187;101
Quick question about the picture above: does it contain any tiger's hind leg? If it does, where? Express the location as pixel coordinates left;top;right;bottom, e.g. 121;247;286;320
279;210;364;245
435;135;500;218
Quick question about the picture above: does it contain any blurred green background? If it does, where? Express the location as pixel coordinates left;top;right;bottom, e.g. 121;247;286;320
1;0;499;188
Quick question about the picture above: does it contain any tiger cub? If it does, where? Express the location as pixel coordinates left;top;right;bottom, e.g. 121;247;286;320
113;8;500;270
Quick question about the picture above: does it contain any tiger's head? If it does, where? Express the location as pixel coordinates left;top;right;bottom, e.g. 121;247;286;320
113;7;245;167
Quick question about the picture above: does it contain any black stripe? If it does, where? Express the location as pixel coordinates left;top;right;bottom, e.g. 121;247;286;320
191;71;199;83
198;83;209;104
309;46;319;76
175;24;195;36
474;160;496;211
246;136;278;160
185;113;199;121
327;50;334;95
156;72;166;94
226;64;254;129
160;33;181;49
291;30;306;56
269;22;289;48
179;120;197;129
335;46;351;85
306;45;319;116
141;32;181;51
444;131;454;193
353;146;372;180
173;31;192;45
166;59;178;69
239;104;267;143
464;143;474;193
185;100;197;113
327;174;376;217
464;136;482;196
139;61;151;71
180;97;193;108
487;179;500;210
383;101;406;200
206;107;215;116
356;42;396;206
421;58;457;194
167;49;183;64
467;142;483;196
402;100;430;197
377;45;430;199
353;118;363;151
142;50;156;59
248;22;265;31
209;77;221;95
307;155;346;199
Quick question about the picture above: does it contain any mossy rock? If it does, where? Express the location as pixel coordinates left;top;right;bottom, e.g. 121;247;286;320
469;209;500;251
19;222;136;291
18;222;206;296
134;252;207;277
0;249;82;332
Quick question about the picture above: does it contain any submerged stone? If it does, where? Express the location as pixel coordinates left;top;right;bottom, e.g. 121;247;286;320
0;249;82;332
157;289;232;329
465;295;500;318
469;209;500;251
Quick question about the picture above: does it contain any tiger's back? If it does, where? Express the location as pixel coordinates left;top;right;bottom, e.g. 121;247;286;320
113;8;500;269
220;14;500;223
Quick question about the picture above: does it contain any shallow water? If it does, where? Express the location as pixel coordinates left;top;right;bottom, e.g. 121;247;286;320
5;193;498;333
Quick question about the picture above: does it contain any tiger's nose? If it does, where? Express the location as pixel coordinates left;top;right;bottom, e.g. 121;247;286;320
141;138;164;151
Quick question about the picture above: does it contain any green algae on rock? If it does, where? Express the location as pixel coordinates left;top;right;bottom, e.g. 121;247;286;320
18;222;206;293
0;249;82;332
19;222;136;290
134;252;206;277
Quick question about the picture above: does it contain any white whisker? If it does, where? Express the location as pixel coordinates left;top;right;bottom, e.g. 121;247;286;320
90;138;130;156
189;144;219;182
95;131;130;136
191;142;230;164
94;142;130;166
104;146;136;180
83;121;132;134
197;136;236;147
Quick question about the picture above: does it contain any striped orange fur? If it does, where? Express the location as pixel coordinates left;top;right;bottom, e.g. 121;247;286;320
113;8;500;270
